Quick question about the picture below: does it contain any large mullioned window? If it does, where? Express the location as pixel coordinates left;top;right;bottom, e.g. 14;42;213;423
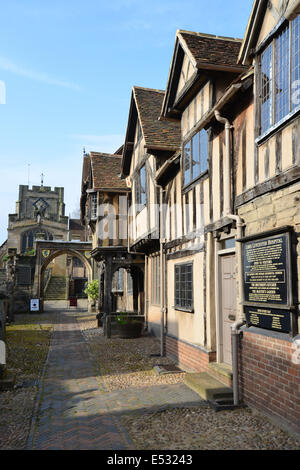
259;15;300;135
183;128;208;186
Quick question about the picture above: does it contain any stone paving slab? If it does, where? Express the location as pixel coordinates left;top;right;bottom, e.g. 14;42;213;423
28;311;204;450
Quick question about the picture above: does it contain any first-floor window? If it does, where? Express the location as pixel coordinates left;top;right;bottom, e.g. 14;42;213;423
183;128;208;187
174;263;193;311
259;15;300;135
90;193;98;219
135;165;147;211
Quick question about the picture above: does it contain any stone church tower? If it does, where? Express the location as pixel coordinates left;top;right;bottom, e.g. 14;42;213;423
7;184;69;253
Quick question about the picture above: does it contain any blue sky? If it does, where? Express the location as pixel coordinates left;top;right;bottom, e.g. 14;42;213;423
0;0;253;245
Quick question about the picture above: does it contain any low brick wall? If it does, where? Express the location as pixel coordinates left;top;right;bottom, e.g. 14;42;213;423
166;334;216;372
239;328;300;433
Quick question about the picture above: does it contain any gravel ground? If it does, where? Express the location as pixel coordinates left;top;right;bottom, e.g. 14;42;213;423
79;315;186;391
78;313;300;450
0;313;53;450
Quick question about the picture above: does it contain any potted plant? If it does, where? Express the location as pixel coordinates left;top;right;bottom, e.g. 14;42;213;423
109;312;144;338
84;280;99;313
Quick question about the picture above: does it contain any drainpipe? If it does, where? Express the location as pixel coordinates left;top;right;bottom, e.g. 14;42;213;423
214;110;245;406
157;184;166;357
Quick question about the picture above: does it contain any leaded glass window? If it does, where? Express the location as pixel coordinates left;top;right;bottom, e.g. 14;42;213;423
259;16;300;134
90;193;98;219
275;25;290;122
261;43;273;134
292;15;300;110
135;165;147;211
183;129;208;187
175;263;193;311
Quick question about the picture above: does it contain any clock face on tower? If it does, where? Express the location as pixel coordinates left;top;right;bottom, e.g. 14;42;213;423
33;198;49;216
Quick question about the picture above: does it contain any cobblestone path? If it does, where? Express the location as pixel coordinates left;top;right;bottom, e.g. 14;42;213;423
28;311;203;450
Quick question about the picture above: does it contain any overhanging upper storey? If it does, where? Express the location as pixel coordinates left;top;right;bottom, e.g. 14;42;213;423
161;30;247;120
121;86;181;178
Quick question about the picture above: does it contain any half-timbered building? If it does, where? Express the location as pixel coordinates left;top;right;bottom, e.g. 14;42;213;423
80;151;144;315
80;0;300;433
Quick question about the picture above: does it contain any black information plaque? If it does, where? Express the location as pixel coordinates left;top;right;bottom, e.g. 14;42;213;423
242;230;292;333
243;233;289;306
244;306;291;333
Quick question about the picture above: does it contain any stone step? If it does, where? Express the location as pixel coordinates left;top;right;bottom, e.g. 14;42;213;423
184;372;233;402
45;276;67;300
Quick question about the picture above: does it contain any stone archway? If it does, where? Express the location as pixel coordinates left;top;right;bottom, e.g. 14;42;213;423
39;249;92;299
33;240;93;302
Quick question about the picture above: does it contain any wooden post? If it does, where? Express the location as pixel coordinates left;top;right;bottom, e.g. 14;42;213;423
106;315;111;338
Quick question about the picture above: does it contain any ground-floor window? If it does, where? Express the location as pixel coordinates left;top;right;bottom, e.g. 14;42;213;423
151;256;160;305
174;262;193;311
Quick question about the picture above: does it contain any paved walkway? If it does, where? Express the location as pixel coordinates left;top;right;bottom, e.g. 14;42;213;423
28;311;203;450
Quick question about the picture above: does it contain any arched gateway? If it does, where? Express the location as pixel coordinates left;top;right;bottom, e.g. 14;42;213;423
33;240;93;306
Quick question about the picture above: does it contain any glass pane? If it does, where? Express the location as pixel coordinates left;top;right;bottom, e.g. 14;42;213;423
183;141;191;186
261;43;273;133
192;132;200;180
200;129;208;173
292;15;300;110
140;166;146;205
275;25;290;122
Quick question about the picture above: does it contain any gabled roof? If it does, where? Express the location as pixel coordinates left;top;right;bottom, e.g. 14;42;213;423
237;0;299;65
161;30;246;119
179;30;244;69
237;0;268;65
90;152;129;191
121;86;181;177
114;144;124;155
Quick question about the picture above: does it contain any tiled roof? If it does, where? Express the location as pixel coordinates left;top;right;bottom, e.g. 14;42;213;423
114;144;124;155
69;219;84;231
133;87;181;150
178;30;243;69
90;152;129;191
81;155;91;189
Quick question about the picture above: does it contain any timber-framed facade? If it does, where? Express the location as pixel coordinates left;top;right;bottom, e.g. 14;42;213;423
81;0;300;434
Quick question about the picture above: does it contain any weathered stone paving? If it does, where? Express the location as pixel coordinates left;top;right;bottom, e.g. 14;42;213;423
28;311;202;450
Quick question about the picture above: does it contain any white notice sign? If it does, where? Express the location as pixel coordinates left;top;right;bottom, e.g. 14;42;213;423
0;340;5;365
30;299;39;312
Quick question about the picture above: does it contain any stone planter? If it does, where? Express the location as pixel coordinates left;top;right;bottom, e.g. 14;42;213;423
111;321;144;339
105;314;145;338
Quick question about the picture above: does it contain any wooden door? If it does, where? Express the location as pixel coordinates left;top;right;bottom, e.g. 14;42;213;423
220;254;236;365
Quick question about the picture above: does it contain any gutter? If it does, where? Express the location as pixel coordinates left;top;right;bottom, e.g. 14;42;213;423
214;110;245;406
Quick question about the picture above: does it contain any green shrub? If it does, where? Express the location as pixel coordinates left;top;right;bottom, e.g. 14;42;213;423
84;280;99;300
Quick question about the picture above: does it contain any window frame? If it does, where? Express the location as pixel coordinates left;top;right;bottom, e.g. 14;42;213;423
174;262;194;313
90;193;98;220
135;164;147;213
182;128;208;188
258;16;300;139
